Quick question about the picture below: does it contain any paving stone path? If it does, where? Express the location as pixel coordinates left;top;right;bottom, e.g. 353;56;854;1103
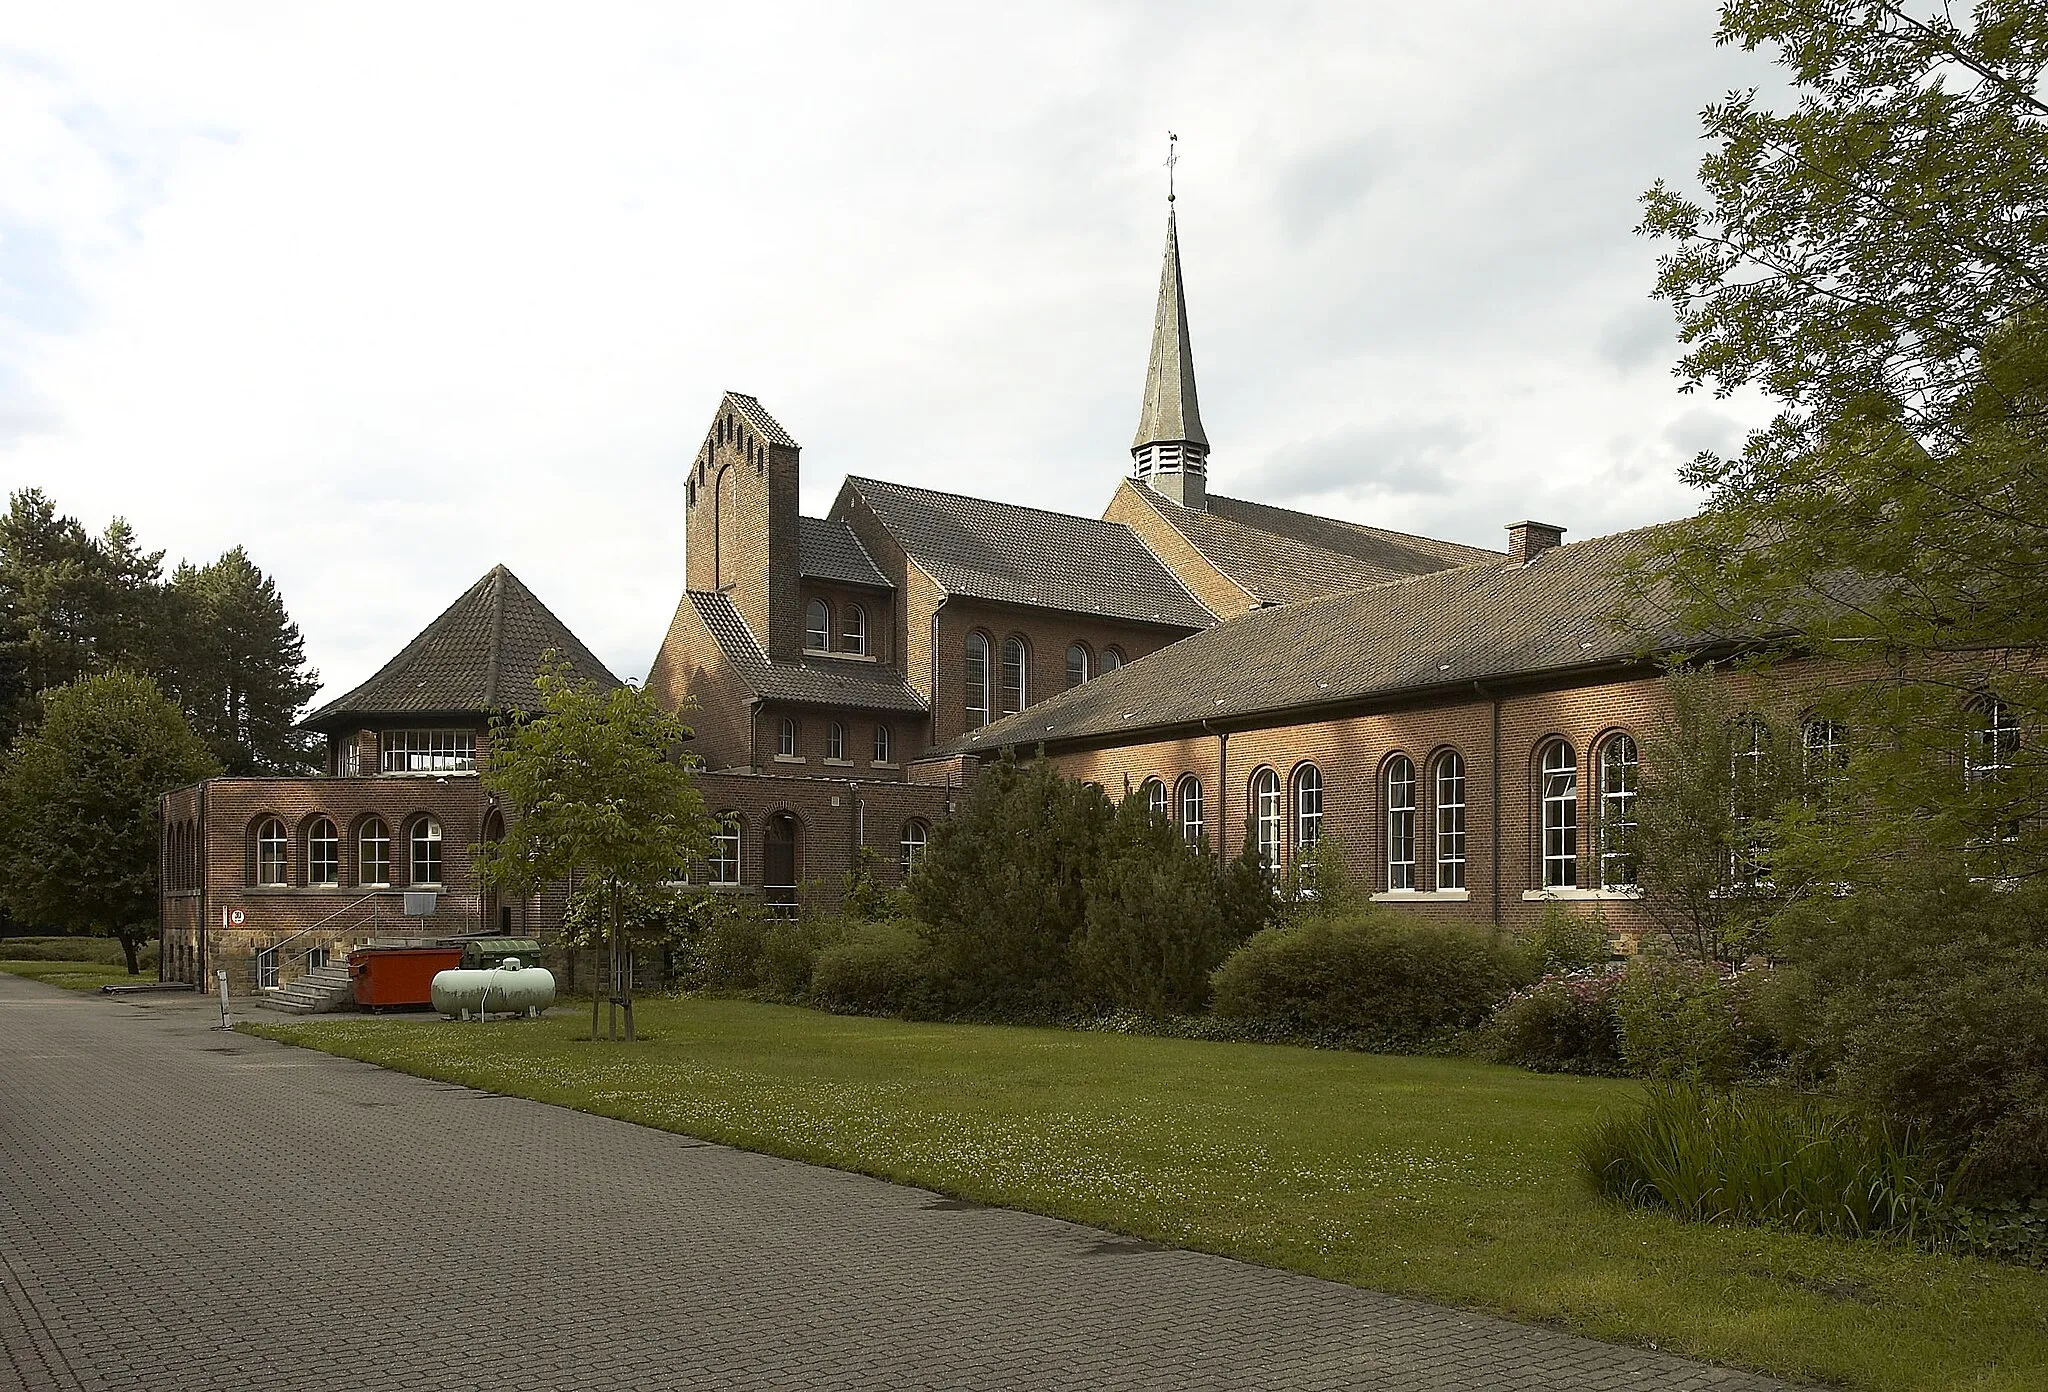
0;972;1791;1390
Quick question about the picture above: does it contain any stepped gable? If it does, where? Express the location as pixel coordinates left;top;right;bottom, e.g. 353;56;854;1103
798;516;889;588
842;476;1215;629
947;523;1727;752
301;565;621;731
1131;483;1504;605
686;590;928;713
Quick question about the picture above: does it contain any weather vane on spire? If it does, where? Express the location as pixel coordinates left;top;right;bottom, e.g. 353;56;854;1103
1165;131;1179;204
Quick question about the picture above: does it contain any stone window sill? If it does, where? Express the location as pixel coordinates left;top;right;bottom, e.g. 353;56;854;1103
1521;887;1640;902
870;761;900;770
1369;889;1471;903
772;754;807;765
823;758;854;767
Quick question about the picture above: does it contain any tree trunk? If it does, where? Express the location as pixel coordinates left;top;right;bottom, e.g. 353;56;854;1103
120;934;140;976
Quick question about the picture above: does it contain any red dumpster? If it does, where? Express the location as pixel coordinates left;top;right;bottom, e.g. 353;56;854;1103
348;946;464;1011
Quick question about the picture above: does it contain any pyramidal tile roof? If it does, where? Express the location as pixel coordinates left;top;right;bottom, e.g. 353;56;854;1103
301;566;621;731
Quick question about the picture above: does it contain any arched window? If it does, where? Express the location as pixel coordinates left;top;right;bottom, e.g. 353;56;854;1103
254;816;287;886
1294;764;1324;860
805;599;831;652
1100;646;1125;673
1596;733;1639;891
1139;777;1168;817
358;817;391;886
842;604;868;655
1066;643;1091;688
709;812;741;886
410;816;443;886
1384;756;1415;890
900;819;929;872
1176;775;1205;846
1802;716;1847;787
874;724;893;764
1539;741;1577;889
307;817;339;887
1968;697;2021;844
1434;751;1466;891
1250;767;1282;869
827;721;845;761
1731;717;1774;886
778;717;797;758
965;632;992;728
1001;635;1029;715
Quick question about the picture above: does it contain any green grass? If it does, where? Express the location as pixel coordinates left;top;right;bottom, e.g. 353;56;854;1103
0;959;143;991
244;996;2048;1391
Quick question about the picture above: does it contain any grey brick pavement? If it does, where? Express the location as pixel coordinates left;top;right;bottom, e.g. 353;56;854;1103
0;972;1792;1390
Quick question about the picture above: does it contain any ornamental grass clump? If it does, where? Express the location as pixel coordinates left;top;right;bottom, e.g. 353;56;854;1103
1580;1083;1949;1242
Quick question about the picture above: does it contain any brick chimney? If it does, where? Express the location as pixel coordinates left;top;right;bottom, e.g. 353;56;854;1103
1506;520;1565;563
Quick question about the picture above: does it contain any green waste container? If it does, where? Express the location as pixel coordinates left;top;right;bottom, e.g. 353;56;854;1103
460;937;543;970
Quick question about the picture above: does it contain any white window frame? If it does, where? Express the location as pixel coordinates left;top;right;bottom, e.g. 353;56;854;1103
1251;767;1282;870
255;816;287;886
307;817;339;887
1177;775;1204;846
778;717;797;758
827;721;845;761
379;729;476;774
1065;643;1090;688
1731;717;1773;887
805;598;831;652
709;813;740;886
1540;741;1577;889
843;603;867;655
873;724;893;764
1141;778;1168;817
410;817;443;886
900;819;928;873
1001;636;1028;716
1385;756;1415;890
965;632;992;728
1100;646;1124;673
1294;764;1324;859
358;818;392;887
1597;734;1639;891
1435;752;1466;891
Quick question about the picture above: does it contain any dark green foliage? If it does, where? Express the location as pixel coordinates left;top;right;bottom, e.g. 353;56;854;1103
0;935;158;970
0;672;220;973
1215;814;1278;947
1477;967;1627;1076
1210;912;1540;1050
1581;1084;1948;1243
161;549;321;774
910;756;1112;1013
1519;904;1612;972
758;915;844;1000
1613;958;1780;1088
560;880;701;954
688;895;770;992
1071;790;1231;1015
841;846;908;922
810;920;932;1015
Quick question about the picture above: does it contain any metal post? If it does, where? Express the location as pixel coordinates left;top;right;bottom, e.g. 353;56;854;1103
215;970;231;1030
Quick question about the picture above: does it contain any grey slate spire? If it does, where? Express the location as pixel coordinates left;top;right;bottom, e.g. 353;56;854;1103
1131;207;1210;509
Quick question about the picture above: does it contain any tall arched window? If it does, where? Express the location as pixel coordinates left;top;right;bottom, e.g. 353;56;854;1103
842;603;868;655
410;816;443;886
965;632;992;728
1100;646;1125;673
307;817;339;887
1066;643;1091;688
1294;764;1324;859
1250;767;1282;870
1434;751;1466;891
1539;741;1578;889
709;812;741;885
827;721;845;760
254;816;287;886
1731;717;1774;886
1596;733;1639;891
358;817;391;886
1001;635;1029;715
1968;697;2021;844
778;717;797;758
1384;755;1415;890
1139;777;1168;817
1176;775;1205;846
1802;716;1847;800
874;723;893;764
805;599;831;651
900;819;929;873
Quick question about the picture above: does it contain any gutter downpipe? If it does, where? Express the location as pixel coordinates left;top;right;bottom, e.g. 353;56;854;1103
747;697;762;773
1201;720;1228;856
929;595;947;737
1475;681;1502;928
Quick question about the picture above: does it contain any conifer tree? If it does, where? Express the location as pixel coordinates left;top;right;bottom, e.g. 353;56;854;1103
166;548;320;775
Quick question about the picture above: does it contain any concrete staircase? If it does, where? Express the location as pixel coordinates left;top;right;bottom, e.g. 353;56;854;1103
256;961;355;1014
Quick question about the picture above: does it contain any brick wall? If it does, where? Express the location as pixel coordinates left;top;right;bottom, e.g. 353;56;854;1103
683;402;800;660
1102;480;1248;618
758;701;926;781
647;592;758;771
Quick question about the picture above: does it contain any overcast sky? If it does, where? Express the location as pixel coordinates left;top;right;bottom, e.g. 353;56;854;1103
1;2;1778;703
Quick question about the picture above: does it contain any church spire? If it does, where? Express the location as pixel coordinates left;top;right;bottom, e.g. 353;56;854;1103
1132;140;1209;509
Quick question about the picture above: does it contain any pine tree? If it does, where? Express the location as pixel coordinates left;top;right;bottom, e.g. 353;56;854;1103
0;490;110;742
168;549;320;774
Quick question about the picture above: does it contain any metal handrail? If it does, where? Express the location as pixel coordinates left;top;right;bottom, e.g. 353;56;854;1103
261;892;391;963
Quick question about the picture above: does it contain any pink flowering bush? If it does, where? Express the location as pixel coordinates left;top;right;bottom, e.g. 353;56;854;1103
1476;964;1628;1076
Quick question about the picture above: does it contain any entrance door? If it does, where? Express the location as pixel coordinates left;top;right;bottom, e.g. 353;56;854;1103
763;813;800;918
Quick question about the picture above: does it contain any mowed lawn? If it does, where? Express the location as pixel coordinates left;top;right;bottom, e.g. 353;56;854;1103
0;959;138;991
246;997;2048;1392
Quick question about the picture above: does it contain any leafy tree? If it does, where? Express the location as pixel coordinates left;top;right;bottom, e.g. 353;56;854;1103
474;659;706;1040
1072;789;1230;1015
165;550;320;775
0;672;220;973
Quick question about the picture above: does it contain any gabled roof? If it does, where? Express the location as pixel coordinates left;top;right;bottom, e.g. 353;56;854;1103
799;516;890;589
1134;209;1207;451
839;476;1215;629
1130;482;1503;606
943;523;1719;753
724;391;799;448
687;591;928;713
302;566;621;731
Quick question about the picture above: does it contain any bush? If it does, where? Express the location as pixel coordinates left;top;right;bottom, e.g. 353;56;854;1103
1210;912;1540;1050
1614;957;1778;1086
1581;1083;1949;1242
1072;792;1232;1015
1520;905;1611;972
0;935;157;969
758;915;846;1000
691;896;769;992
1476;965;1626;1075
810;920;932;1015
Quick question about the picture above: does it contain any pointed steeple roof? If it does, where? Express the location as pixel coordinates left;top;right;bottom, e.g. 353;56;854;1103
300;565;622;731
1133;209;1208;452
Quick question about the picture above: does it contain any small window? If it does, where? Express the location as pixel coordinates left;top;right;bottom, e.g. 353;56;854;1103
1100;646;1125;673
1384;756;1415;890
307;817;339;887
843;604;868;655
1066;643;1091;688
410;816;443;886
805;599;831;652
709;813;740;886
965;632;992;728
1001;635;1028;715
874;724;893;764
255;816;287;886
358;818;391;886
1597;734;1639;891
1139;777;1167;817
1250;767;1281;870
827;721;845;761
900;819;929;872
1294;763;1324;858
1540;740;1578;889
778;717;797;758
1434;752;1467;891
1177;776;1205;846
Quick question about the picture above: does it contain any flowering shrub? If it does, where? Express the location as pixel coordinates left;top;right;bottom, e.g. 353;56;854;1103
1614;957;1779;1087
1476;965;1627;1075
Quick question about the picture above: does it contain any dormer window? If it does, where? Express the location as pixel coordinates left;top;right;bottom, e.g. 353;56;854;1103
805;599;831;652
842;604;868;655
380;730;476;774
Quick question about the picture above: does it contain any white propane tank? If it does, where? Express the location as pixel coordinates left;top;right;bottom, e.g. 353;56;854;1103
431;958;557;1019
